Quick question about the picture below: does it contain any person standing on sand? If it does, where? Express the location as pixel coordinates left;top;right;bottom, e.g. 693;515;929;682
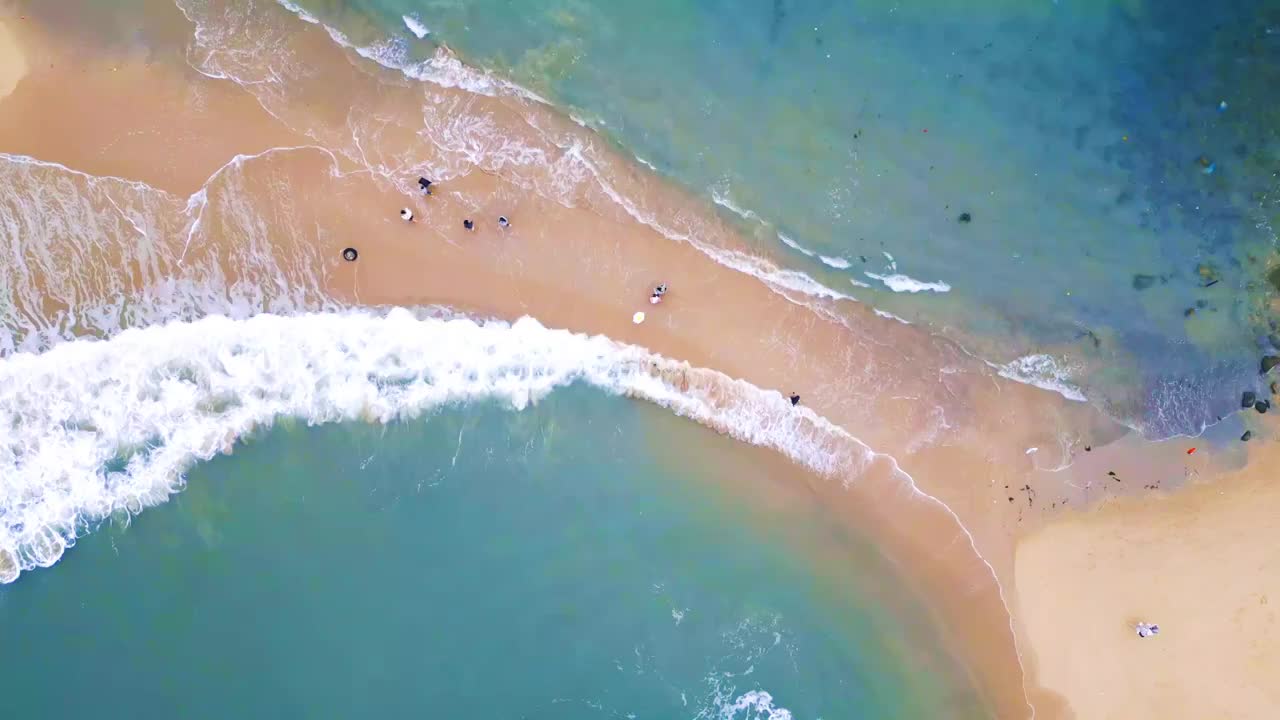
463;219;474;231
498;216;510;229
400;208;414;223
418;177;433;195
789;393;801;407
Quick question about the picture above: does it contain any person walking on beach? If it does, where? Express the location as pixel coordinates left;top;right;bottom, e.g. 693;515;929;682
418;177;433;195
400;208;415;223
463;219;474;231
1136;622;1160;638
498;215;511;229
789;393;801;407
649;283;668;304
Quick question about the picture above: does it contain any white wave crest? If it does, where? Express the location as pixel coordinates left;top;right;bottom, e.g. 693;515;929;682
0;309;889;584
402;15;429;39
777;232;815;257
710;186;763;224
864;271;951;294
778;233;851;269
715;691;793;720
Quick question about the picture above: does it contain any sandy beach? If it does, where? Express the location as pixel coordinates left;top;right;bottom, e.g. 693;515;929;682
1016;430;1280;719
3;3;1279;717
0;19;25;101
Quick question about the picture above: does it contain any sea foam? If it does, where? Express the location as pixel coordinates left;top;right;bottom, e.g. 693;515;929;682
992;354;1087;403
402;15;429;39
864;271;952;294
0;310;890;584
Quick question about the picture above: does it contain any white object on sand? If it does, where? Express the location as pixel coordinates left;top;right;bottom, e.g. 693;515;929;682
632;312;646;324
649;295;661;305
400;208;414;222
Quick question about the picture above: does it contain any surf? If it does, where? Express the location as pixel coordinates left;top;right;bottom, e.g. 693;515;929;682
0;308;919;584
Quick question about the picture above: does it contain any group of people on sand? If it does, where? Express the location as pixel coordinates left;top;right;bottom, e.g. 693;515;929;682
373;175;814;412
399;177;509;232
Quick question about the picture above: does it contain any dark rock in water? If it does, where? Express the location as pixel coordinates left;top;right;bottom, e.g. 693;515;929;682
1241;430;1252;442
957;212;972;223
1256;400;1270;414
1262;355;1280;374
1132;273;1157;290
1242;391;1257;408
1272;381;1279;396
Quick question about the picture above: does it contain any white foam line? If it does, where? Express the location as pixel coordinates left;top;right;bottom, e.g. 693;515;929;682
805;394;1036;720
778;232;815;257
0;153;174;198
873;308;912;324
710;186;763;224
780;232;852;270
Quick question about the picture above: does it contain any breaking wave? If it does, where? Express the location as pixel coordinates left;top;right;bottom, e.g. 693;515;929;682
0;309;908;584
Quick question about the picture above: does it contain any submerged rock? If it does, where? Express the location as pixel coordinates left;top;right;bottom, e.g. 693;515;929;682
1132;274;1158;290
1241;430;1252;442
957;212;972;223
1262;355;1280;374
1242;391;1257;408
1256;400;1270;414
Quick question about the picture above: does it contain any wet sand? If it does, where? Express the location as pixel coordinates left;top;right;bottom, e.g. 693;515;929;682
3;4;1276;717
0;16;24;100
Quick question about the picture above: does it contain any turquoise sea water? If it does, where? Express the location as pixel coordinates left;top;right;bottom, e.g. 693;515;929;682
298;0;1280;435
0;387;985;718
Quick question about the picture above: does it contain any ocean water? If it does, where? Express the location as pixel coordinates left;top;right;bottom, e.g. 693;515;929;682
0;386;987;719
292;0;1280;436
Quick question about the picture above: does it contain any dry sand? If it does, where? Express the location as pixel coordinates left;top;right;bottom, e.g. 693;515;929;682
4;3;1279;718
1015;430;1280;720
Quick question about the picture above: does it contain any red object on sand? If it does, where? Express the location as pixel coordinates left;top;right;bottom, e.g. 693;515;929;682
1186;448;1196;454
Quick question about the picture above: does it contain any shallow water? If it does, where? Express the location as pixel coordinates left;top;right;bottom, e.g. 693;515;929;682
0;388;987;718
294;0;1280;435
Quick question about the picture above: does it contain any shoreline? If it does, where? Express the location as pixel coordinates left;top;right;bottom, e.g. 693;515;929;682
3;4;1277;717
